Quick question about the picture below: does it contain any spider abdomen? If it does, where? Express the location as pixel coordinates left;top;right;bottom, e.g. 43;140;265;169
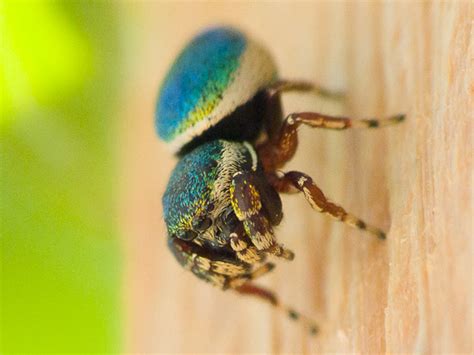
156;27;277;154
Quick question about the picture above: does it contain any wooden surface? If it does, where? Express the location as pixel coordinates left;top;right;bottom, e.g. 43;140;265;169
119;2;472;353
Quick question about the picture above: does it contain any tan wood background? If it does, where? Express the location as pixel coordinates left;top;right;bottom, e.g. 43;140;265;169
119;1;472;353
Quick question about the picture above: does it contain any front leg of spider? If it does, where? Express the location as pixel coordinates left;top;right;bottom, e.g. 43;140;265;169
229;170;320;335
230;171;294;260
168;237;276;289
168;237;248;289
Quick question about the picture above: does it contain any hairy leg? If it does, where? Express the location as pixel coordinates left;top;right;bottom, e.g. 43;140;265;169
228;223;265;265
266;79;345;100
227;262;275;289
261;79;345;142
270;171;387;239
168;237;251;289
230;171;294;259
235;282;319;336
258;111;404;171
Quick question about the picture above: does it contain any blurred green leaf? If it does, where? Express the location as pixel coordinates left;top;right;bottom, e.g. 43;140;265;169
0;0;92;121
1;1;122;352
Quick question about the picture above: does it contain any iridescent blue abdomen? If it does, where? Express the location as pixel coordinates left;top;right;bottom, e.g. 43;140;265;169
156;27;277;153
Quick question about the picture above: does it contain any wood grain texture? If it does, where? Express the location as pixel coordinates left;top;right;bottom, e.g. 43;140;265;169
119;2;472;353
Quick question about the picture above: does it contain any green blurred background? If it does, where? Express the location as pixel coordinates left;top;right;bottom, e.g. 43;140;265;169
1;1;122;352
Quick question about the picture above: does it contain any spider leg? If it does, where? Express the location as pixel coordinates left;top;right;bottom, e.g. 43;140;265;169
229;229;265;265
258;110;405;171
230;171;294;260
228;262;320;335
260;79;344;144
227;262;275;288
234;282;319;336
270;171;386;239
168;237;252;289
266;79;345;100
215;207;267;265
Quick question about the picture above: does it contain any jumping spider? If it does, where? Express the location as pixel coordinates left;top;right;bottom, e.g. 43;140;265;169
155;26;404;335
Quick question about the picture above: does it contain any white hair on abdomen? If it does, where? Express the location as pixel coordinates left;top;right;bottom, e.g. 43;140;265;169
243;141;257;172
169;38;276;153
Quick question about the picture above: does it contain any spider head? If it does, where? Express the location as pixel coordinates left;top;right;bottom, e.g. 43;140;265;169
163;140;264;247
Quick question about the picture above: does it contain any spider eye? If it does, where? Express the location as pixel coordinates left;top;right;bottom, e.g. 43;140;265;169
217;209;238;234
193;217;212;231
177;229;197;241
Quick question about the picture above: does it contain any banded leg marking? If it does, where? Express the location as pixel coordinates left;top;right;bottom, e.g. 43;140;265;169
271;171;387;239
169;238;278;289
228;262;275;289
230;171;294;259
229;228;264;265
258;111;405;171
235;283;319;336
168;238;251;289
